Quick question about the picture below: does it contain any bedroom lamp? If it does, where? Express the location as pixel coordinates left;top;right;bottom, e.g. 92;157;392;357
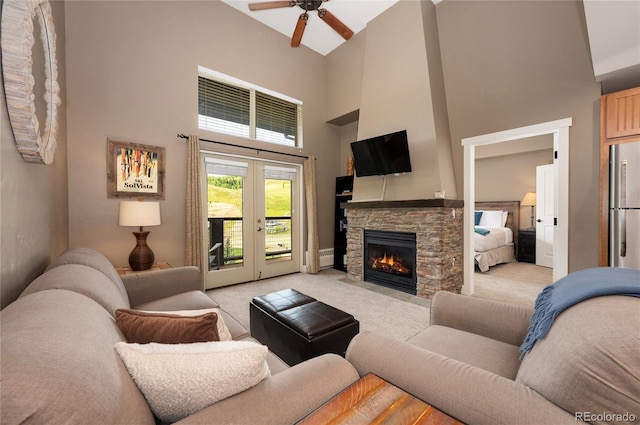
521;192;537;230
119;200;161;271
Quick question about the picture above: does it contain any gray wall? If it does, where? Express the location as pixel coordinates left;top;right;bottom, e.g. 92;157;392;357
63;1;341;268
1;0;608;307
436;0;602;272
1;0;69;309
347;1;457;202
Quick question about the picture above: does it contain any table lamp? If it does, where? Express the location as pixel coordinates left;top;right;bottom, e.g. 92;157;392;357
521;192;537;230
119;200;161;270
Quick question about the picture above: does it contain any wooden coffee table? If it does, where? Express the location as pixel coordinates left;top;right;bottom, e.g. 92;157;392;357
297;373;464;425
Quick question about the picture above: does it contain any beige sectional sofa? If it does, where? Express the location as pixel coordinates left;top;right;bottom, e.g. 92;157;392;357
1;248;359;424
3;247;638;424
347;290;640;425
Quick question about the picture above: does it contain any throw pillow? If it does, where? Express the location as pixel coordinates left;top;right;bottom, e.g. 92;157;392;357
142;308;233;341
115;309;219;344
114;341;271;422
478;210;506;228
474;211;483;225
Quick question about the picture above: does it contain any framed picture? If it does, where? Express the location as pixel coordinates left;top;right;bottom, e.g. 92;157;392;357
107;139;165;199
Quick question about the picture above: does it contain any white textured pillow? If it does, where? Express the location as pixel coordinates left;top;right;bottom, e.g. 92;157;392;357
142;308;232;341
115;341;270;422
478;210;507;228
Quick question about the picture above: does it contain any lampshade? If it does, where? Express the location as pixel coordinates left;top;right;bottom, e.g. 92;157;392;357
119;201;161;227
521;192;537;207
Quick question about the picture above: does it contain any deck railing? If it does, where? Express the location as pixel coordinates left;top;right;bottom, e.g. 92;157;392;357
208;217;291;270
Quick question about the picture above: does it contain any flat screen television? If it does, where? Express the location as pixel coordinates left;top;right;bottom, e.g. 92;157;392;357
350;130;412;177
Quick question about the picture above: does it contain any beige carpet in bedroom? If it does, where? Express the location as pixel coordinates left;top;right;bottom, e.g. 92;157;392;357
473;262;552;307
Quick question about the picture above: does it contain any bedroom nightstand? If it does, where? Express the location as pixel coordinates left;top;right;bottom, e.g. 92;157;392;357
116;262;172;276
518;230;536;263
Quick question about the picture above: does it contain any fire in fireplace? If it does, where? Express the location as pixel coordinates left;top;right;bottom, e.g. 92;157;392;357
370;251;411;276
364;230;417;295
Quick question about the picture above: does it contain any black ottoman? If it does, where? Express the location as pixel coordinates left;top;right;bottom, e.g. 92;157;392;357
250;289;360;366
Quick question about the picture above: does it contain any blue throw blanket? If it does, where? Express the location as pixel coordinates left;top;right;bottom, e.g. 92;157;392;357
519;267;640;359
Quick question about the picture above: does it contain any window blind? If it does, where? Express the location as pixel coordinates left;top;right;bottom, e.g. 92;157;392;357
204;157;248;177
256;92;297;146
264;165;296;181
198;73;301;147
198;77;250;138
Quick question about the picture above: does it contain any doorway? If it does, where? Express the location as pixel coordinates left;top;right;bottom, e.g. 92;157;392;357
202;153;302;289
462;118;572;295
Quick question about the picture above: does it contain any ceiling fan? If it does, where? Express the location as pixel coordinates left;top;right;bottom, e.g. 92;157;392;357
248;0;354;48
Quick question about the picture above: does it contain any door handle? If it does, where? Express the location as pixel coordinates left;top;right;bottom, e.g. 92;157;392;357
620;210;626;258
536;219;542;223
257;227;263;232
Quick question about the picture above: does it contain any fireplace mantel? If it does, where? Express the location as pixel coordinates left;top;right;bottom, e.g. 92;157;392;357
342;199;464;210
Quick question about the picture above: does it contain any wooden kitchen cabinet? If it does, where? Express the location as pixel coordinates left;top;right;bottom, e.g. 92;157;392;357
599;86;640;266
604;86;640;140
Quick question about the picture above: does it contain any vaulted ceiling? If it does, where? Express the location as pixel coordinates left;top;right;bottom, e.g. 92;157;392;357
221;0;398;55
223;0;640;91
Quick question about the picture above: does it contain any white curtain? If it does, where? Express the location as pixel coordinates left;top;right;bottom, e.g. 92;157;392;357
185;134;205;288
304;156;319;274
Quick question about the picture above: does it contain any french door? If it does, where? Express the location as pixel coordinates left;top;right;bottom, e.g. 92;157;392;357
202;153;301;289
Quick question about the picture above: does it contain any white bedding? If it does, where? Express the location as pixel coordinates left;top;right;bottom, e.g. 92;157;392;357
474;227;513;252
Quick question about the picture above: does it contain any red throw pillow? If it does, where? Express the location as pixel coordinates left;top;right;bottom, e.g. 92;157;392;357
115;309;219;344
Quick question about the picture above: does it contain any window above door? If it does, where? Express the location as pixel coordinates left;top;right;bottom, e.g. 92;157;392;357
198;66;303;147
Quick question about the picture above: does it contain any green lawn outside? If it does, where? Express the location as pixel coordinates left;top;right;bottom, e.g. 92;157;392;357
207;176;292;265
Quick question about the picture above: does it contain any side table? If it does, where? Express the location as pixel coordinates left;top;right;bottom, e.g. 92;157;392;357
297;373;463;424
116;262;172;276
518;230;536;263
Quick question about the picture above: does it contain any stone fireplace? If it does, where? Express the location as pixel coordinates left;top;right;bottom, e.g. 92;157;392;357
344;200;463;299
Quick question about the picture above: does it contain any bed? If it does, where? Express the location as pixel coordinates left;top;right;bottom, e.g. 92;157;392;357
474;201;520;272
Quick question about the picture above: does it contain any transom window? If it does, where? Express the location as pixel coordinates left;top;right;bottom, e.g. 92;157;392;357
198;67;303;147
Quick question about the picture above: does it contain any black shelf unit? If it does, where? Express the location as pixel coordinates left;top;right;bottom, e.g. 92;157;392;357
334;176;353;272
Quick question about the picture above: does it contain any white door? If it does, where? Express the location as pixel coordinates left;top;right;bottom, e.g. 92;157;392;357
536;164;554;268
255;163;301;280
202;154;301;289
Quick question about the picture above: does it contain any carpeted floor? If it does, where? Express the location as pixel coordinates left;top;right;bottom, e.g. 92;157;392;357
207;269;431;342
473;262;552;307
207;263;548;344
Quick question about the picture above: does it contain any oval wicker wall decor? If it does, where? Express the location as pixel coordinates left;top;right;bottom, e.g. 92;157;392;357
1;0;61;164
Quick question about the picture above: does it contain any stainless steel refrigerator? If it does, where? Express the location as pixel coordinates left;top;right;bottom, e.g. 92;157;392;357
610;142;640;269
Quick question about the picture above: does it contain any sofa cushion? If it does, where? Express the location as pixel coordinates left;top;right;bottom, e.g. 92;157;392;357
20;264;130;315
141;308;233;341
217;308;250;340
115;309;220;343
133;289;218;311
115;340;271;423
45;247;128;301
1;290;155;425
407;325;522;380
516;296;640;419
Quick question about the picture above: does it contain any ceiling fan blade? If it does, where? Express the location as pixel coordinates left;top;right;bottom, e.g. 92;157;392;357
318;9;354;41
291;13;308;47
248;1;295;11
